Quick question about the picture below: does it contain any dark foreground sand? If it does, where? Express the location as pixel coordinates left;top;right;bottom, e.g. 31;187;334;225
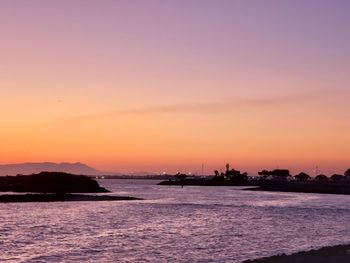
242;244;350;263
0;193;142;203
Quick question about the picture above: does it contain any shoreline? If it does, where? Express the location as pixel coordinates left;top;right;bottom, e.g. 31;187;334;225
159;180;350;195
242;244;350;263
0;193;142;203
244;182;350;195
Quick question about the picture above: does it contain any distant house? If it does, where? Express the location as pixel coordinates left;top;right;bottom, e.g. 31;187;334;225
258;169;290;181
224;164;248;181
272;169;291;181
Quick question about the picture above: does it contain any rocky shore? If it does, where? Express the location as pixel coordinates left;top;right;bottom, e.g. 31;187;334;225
242;244;350;263
244;181;350;195
0;172;142;202
0;172;108;193
0;193;142;203
159;179;350;195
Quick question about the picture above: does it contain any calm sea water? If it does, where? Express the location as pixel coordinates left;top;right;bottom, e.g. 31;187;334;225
1;179;350;263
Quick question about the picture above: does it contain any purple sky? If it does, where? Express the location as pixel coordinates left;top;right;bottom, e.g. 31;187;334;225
1;0;350;174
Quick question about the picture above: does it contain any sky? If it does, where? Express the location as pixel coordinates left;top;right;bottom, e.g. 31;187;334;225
1;0;350;175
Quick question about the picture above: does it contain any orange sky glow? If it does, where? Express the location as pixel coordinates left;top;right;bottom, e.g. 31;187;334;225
1;1;350;175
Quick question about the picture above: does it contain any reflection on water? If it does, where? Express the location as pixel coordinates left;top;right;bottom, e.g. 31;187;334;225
0;179;349;262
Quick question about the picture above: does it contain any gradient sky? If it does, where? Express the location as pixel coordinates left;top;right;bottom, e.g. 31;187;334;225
1;0;350;175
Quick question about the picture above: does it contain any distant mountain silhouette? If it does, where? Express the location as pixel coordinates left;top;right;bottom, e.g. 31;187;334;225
0;162;101;176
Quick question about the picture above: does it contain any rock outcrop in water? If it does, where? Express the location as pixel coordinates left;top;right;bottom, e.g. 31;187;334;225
0;193;142;203
0;172;108;193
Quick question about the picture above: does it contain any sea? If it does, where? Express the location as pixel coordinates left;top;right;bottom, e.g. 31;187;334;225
1;179;350;263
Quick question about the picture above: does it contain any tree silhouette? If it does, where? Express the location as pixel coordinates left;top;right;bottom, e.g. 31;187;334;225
344;169;350;178
315;174;329;181
294;172;310;181
331;174;344;181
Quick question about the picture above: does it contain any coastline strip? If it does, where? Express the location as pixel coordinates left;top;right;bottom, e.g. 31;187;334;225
0;193;142;203
242;244;350;263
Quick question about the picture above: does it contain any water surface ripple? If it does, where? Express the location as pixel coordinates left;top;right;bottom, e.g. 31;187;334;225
1;179;349;262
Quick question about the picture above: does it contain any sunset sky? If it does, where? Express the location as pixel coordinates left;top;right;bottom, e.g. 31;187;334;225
1;0;350;175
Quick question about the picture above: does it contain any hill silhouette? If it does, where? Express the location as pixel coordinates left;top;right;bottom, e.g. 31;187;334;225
0;162;100;176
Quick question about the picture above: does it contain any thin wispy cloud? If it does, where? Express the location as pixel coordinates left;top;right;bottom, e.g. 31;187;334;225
56;93;319;124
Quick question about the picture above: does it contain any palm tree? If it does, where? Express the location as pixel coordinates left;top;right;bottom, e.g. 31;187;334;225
214;170;219;177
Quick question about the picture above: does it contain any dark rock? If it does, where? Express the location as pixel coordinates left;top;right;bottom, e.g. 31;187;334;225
242;244;350;263
0;193;142;203
0;172;109;193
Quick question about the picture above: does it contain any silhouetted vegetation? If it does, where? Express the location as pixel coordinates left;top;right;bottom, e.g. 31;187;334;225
159;165;350;195
330;174;345;181
345;168;350;178
315;174;329;181
0;172;147;202
0;172;109;193
160;163;249;186
294;172;311;181
174;172;187;181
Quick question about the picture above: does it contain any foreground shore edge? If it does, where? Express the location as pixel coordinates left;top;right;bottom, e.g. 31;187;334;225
0;193;142;203
242;244;350;263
